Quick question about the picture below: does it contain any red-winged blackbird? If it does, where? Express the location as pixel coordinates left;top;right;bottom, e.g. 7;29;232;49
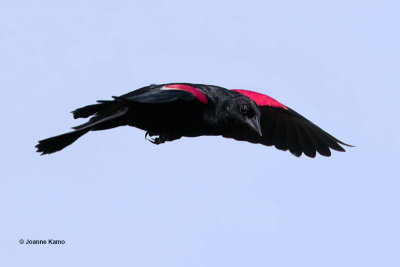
36;83;352;157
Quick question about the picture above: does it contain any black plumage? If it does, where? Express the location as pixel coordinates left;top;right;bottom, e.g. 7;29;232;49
36;83;352;157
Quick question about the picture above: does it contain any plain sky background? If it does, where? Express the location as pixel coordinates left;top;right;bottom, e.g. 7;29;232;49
1;1;399;266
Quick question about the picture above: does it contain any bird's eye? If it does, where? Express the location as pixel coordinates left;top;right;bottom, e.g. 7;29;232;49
240;105;248;114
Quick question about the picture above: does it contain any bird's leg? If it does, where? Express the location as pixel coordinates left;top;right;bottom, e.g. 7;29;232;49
145;132;181;145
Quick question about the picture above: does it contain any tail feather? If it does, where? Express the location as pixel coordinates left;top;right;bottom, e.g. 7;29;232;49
37;107;129;155
36;129;89;155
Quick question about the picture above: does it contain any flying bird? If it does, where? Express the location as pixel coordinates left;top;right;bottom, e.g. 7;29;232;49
36;83;352;157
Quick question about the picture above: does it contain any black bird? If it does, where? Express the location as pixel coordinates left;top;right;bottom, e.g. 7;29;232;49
36;83;352;157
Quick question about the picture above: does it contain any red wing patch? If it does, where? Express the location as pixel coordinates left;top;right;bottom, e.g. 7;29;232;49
161;84;208;104
232;89;287;110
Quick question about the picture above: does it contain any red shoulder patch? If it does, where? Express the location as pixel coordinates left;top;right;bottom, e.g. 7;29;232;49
232;89;287;110
161;84;208;104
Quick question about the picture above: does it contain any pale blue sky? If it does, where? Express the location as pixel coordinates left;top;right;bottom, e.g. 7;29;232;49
1;1;399;266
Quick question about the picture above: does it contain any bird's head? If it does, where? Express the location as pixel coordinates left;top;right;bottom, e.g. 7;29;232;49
223;95;262;136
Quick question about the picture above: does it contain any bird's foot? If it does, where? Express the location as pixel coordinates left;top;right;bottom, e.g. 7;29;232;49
145;132;165;145
145;132;181;145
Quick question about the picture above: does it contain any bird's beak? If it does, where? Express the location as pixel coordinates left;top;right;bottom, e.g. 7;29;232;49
246;117;263;136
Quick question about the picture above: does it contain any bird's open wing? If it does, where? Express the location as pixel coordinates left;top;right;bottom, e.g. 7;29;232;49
231;89;352;157
116;83;208;104
72;84;208;119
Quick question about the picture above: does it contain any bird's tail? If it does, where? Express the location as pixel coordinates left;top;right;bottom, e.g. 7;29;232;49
36;129;90;155
36;106;129;155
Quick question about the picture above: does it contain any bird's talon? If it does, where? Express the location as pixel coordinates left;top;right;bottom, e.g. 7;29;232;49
145;132;166;144
151;137;165;145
